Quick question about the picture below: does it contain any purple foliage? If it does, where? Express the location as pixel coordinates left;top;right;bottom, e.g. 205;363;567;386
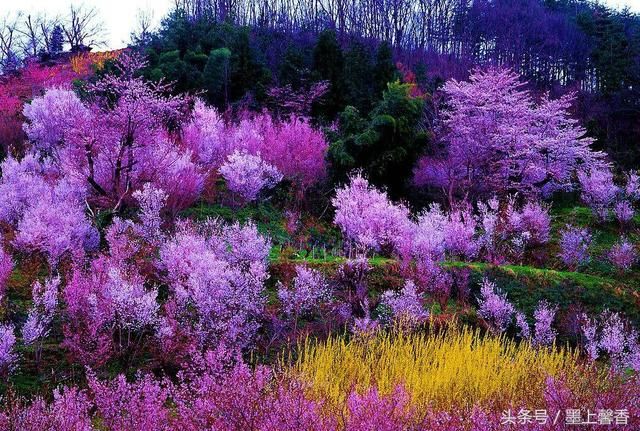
614;200;634;226
558;225;592;271
0;323;16;376
514;311;531;340
517;201;551;245
346;386;416;431
22;87;91;155
379;280;429;327
443;207;478;260
0;387;92;431
277;266;331;319
62;258;159;366
88;372;171;431
159;220;269;350
0;154;50;224
580;311;640;372
0;245;13;302
22;277;59;345
533;301;558;347
332;173;410;254
477;278;514;333
132;183;167;243
414;68;605;201
578;168;619;221
219;150;282;202
608;239;637;272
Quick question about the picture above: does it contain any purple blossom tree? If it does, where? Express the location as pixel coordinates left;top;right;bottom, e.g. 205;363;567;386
514;311;531;340
613;200;634;226
533;301;558;347
444;207;478;260
578;168;619;221
63;258;159;366
159;220;269;351
132;183;167;243
558;225;592;271
581;311;640;372
22;87;91;157
22;277;60;368
477;278;514;333
0;323;16;376
13;191;99;265
414;68;606;202
219;150;282;203
277;266;331;324
333;173;410;255
0;244;13;303
608;239;637;273
379;281;429;328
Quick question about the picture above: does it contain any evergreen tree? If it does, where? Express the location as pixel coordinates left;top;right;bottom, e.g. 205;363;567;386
373;41;397;96
329;82;429;197
312;30;344;119
343;41;375;113
51;25;64;54
204;47;231;107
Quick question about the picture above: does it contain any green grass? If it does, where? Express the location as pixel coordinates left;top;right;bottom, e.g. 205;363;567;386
446;261;640;324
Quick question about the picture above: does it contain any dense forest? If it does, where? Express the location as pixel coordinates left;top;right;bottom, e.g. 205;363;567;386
0;0;639;429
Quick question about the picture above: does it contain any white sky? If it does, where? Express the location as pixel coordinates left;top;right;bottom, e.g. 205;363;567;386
1;0;640;50
0;0;173;50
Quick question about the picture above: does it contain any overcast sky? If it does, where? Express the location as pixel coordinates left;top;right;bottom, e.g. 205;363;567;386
2;0;640;50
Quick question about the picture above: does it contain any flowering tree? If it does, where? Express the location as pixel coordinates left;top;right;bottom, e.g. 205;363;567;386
219;150;282;203
378;281;429;327
333;173;410;255
182;103;328;192
22;53;201;213
159;220;270;351
0;244;13;302
578;168;619;221
533;301;558;347
22;277;59;369
613;200;634;226
13;189;99;265
477;278;514;333
414;68;605;202
278;266;331;321
581;311;640;372
22;87;91;157
0;323;16;376
132;183;167;243
558;225;592;271
63;258;159;367
0;155;99;265
608;239;637;273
